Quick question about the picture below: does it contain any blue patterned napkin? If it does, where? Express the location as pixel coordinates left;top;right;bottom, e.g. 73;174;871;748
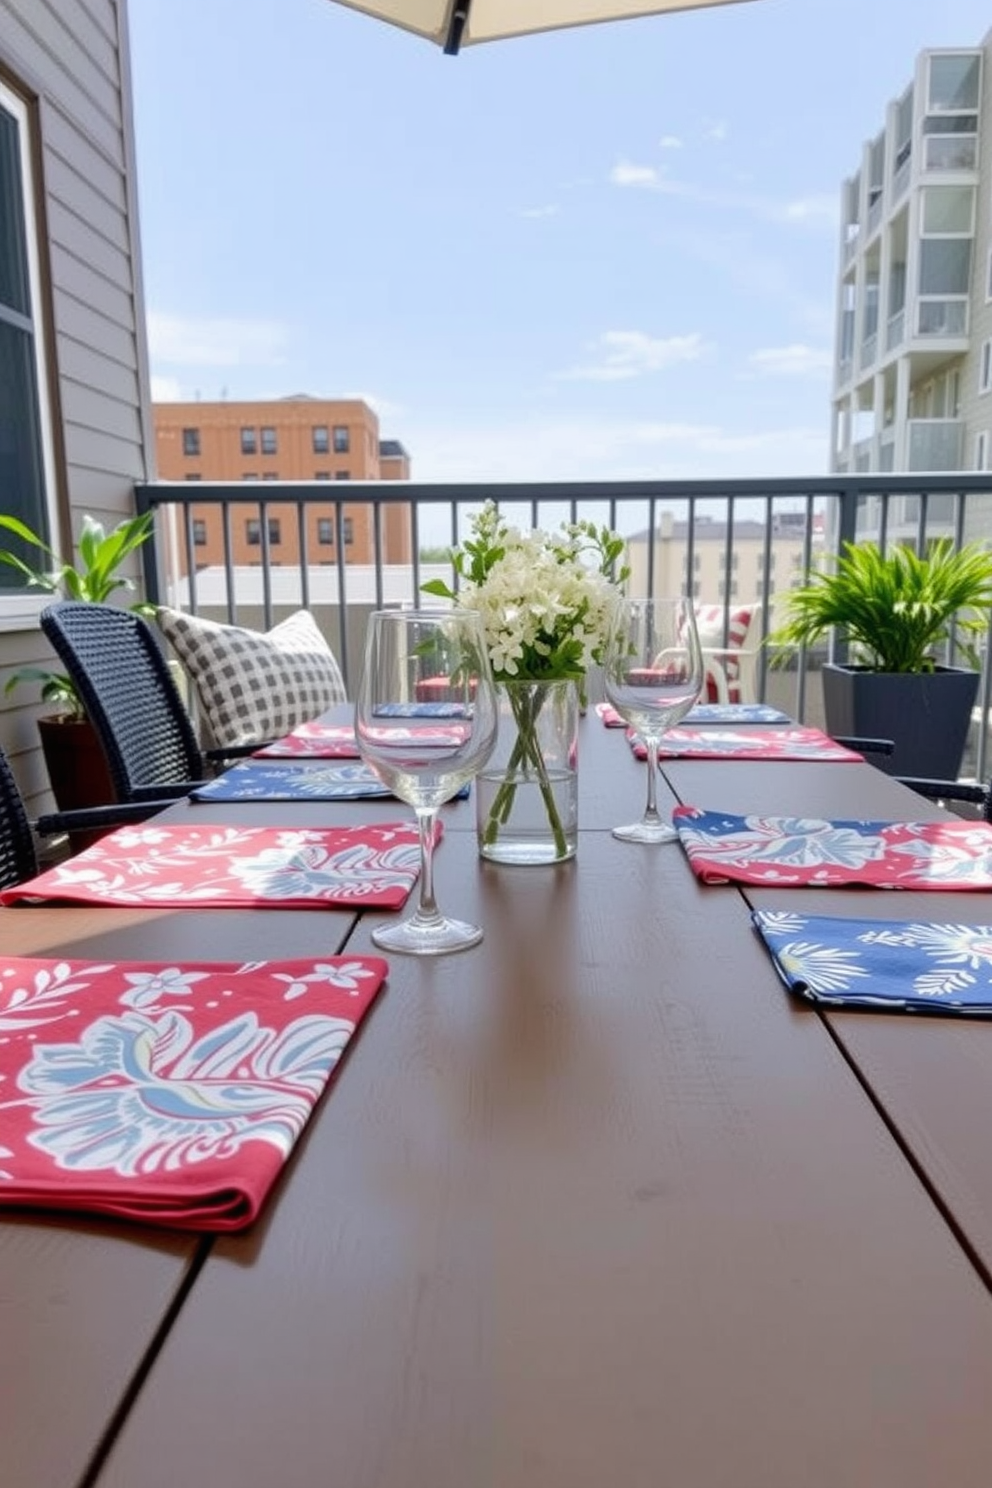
192;760;470;804
191;761;393;802
686;703;791;725
754;909;992;1015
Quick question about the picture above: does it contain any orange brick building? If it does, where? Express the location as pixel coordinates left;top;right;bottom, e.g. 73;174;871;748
153;396;412;569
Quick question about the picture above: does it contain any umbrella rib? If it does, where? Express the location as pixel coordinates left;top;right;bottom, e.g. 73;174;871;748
443;0;470;53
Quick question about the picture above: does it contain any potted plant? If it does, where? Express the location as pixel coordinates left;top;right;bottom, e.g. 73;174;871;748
0;510;155;810
768;537;992;778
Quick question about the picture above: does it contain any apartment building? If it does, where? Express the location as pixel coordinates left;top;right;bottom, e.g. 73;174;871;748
153;396;412;568
831;37;992;543
627;511;821;603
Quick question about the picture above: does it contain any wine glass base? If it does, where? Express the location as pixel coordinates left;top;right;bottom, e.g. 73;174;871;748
372;915;484;956
612;820;679;844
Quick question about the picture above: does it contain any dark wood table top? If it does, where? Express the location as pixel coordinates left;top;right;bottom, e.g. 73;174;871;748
7;714;992;1488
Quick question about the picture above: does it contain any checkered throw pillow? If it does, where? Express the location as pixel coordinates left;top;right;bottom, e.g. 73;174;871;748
157;607;347;748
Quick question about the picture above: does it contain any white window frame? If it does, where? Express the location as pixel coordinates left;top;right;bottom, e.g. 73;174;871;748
986;246;992;303
975;431;988;471
0;80;59;632
981;340;992;394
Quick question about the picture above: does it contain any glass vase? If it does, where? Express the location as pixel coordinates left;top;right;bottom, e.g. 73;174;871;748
476;679;579;865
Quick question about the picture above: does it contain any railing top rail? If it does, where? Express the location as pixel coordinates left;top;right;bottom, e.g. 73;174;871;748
137;472;992;508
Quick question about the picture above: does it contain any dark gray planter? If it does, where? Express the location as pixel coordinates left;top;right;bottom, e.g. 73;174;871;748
821;663;979;779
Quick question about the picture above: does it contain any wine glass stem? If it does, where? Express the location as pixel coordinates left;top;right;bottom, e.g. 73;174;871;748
642;736;663;825
415;807;442;925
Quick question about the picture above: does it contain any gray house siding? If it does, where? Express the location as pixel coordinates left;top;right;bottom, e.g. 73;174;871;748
0;0;152;816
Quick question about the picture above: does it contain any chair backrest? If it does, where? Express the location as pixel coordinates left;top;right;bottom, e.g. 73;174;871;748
0;747;37;889
39;602;205;801
694;603;762;704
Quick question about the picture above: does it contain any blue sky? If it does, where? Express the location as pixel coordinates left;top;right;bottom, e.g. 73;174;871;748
129;0;992;485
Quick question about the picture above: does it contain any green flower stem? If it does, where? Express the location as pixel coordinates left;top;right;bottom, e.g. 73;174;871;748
483;683;569;860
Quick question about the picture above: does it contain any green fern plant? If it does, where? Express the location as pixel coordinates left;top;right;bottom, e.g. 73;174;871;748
0;510;155;720
768;538;992;674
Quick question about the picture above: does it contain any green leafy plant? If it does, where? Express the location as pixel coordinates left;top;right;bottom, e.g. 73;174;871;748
0;510;155;720
767;538;992;674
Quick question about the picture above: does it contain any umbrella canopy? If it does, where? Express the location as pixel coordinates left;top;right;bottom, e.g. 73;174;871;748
328;0;759;54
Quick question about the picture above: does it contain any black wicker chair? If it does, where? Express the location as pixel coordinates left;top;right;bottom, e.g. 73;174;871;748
0;746;40;889
0;745;165;886
39;601;219;805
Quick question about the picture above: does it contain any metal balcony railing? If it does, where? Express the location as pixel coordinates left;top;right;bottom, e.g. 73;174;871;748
136;473;992;780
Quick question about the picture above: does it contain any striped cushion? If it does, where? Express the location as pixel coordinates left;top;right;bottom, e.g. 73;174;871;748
157;608;346;748
694;605;755;703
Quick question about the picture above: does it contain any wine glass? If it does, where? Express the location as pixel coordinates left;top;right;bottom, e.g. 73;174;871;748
355;609;497;954
603;596;703;844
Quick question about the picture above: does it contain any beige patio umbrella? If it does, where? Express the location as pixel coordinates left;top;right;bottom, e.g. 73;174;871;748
327;0;758;54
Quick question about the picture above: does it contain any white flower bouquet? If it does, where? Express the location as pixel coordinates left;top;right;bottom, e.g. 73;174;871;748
423;503;628;858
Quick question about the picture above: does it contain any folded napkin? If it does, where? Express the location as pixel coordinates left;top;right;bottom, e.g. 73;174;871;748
596;701;792;728
190;762;469;805
254;722;361;759
191;761;393;803
0;822;438;910
754;909;992;1015
628;726;862;762
0;952;387;1229
674;807;992;889
255;719;471;760
375;701;469;718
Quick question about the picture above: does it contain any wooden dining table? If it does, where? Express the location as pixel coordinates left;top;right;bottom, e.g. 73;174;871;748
5;709;992;1488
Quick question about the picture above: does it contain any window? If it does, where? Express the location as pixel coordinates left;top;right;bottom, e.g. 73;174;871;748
192;519;207;546
312;425;329;453
922;185;974;235
0;81;56;601
242;472;259;481
987;247;992;303
317;518;334;545
976;432;989;471
260;426;277;455
241;427;256;455
182;427;200;457
314;471;331;480
184;473;201;481
981;341;992;394
333;425;350;453
343;517;354;545
928;54;980;113
335;470;350;480
245;518;282;545
261;471;279;480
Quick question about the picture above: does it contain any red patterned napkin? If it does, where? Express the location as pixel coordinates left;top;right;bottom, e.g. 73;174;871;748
628;726;862;762
255;719;471;759
674;807;992;888
0;822;437;910
254;722;361;759
0;953;386;1230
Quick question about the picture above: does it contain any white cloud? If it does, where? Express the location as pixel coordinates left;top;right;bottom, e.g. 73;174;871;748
748;344;833;378
610;160;663;188
703;119;728;142
146;311;290;368
519;204;559;219
557;330;706;383
343;390;406;421
659;135;683;150
609;165;838;232
149;374;184;401
781;193;839;227
403;415;828;488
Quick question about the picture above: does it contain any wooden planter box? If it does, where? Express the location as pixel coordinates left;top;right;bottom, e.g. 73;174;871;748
821;663;980;779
